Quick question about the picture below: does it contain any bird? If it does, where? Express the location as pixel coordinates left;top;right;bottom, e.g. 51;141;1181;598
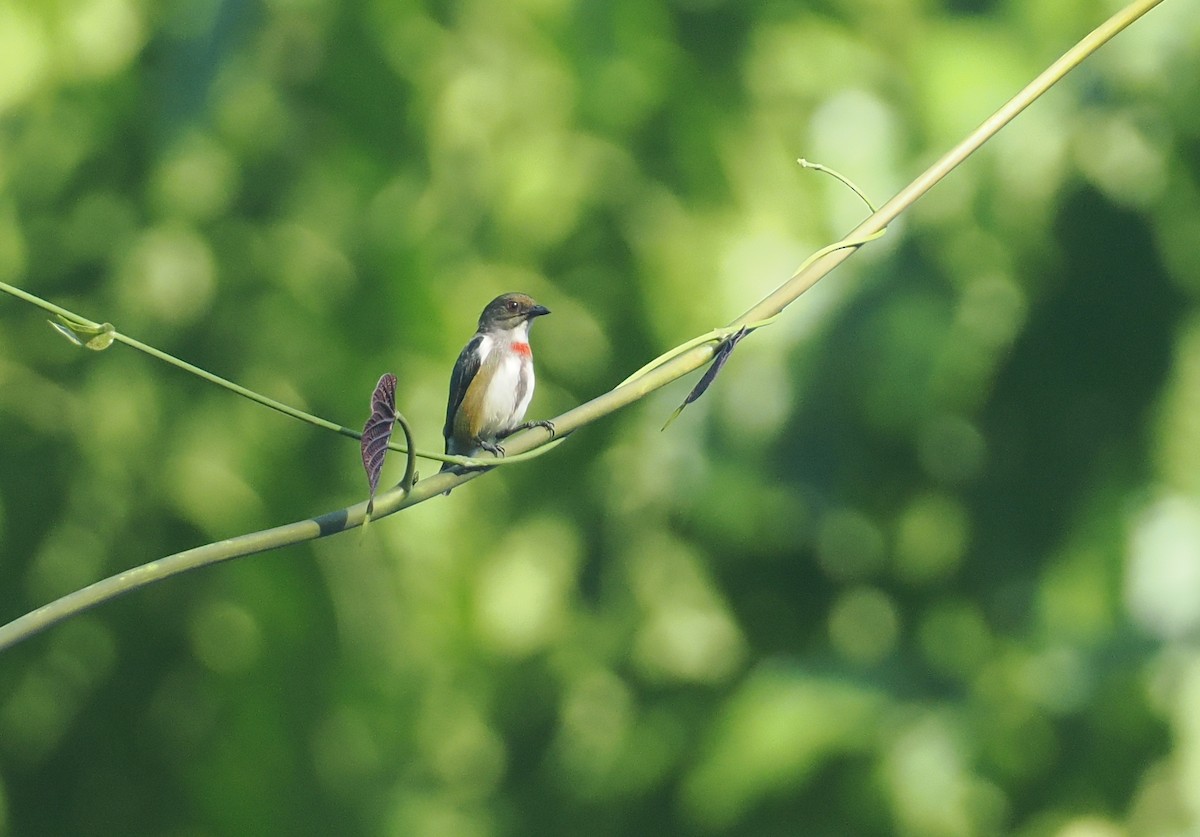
440;293;554;485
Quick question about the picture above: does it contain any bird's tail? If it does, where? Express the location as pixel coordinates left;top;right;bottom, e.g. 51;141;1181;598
439;440;457;493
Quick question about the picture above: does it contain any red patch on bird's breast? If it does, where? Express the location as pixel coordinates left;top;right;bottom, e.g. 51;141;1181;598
512;342;532;357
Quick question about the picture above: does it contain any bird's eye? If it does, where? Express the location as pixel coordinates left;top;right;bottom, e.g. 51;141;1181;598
507;300;519;311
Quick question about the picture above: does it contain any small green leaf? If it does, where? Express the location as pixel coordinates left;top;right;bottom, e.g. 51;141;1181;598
49;317;116;351
49;320;86;347
85;325;116;351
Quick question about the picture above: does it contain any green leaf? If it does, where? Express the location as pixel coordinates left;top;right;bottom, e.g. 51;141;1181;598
49;317;116;351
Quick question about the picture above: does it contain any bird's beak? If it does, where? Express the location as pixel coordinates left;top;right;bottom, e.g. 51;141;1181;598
530;304;550;318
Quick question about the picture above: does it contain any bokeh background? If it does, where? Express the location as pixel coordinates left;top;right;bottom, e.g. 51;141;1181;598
2;0;1199;835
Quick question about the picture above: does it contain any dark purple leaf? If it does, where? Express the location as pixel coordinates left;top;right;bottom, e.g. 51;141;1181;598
362;373;398;509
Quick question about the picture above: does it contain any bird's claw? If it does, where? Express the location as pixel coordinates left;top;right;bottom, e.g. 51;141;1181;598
502;419;556;440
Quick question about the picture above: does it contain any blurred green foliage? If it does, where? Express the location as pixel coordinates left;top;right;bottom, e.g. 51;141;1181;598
1;0;1198;835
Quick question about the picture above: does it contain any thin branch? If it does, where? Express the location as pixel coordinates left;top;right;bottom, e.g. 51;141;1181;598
4;281;408;453
0;0;1164;653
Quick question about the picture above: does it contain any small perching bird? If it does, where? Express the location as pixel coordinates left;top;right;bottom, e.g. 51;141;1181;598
440;293;553;484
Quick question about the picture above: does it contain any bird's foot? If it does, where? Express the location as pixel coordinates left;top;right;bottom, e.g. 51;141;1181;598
528;419;556;439
501;419;556;440
479;439;505;457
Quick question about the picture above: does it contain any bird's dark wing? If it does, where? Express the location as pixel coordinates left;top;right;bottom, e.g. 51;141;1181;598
444;334;484;446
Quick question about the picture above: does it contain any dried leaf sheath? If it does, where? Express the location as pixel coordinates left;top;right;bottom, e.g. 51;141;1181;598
663;326;751;430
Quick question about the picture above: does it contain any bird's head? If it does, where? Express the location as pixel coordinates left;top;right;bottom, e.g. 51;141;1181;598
477;293;551;333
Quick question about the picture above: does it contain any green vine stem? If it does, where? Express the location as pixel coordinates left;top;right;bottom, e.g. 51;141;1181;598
3;279;386;445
